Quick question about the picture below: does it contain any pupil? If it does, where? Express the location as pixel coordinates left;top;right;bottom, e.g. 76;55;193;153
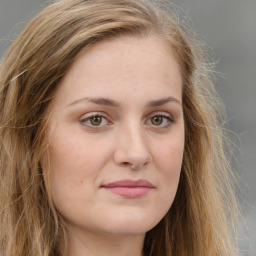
152;116;163;125
91;116;102;126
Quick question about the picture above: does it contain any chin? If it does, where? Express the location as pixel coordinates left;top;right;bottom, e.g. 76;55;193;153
99;213;161;235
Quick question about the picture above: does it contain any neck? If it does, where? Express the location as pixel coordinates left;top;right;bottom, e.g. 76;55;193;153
61;227;145;256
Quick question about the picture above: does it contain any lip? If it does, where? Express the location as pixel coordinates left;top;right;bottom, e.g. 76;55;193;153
101;179;155;198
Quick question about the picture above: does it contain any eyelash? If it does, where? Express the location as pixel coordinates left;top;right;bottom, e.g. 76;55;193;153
80;113;111;130
146;112;174;128
80;112;174;130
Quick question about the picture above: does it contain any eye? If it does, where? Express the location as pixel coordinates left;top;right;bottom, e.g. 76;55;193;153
151;116;164;126
80;113;111;129
89;116;104;126
146;113;174;128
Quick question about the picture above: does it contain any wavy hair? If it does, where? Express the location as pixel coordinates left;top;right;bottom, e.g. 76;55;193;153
0;0;238;255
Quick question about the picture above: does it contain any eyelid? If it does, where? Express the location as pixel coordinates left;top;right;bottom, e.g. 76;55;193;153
145;111;175;128
80;112;112;129
147;111;174;121
79;111;175;130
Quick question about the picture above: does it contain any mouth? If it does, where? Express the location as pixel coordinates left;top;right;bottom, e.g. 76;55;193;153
101;179;155;198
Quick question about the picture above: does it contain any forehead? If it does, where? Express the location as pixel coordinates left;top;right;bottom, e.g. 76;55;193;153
54;35;182;106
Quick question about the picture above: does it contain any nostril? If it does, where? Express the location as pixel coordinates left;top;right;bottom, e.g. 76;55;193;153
113;146;152;170
120;162;144;170
121;162;130;167
130;162;149;170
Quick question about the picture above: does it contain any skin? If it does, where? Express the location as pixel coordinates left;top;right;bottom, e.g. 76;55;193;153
46;35;184;256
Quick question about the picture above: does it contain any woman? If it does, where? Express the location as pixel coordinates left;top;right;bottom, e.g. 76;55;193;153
0;0;238;255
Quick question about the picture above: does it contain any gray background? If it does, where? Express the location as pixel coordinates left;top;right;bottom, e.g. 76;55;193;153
0;0;255;255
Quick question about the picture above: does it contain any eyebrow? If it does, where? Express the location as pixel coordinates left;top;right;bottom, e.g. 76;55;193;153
146;97;181;107
68;97;119;107
67;96;181;107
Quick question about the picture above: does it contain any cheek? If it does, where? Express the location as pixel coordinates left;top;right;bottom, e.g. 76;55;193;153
145;138;184;227
47;137;104;215
49;131;107;174
47;131;113;198
155;136;184;172
153;135;184;196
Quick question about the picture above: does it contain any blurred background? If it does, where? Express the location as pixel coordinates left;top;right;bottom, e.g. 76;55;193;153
0;0;255;255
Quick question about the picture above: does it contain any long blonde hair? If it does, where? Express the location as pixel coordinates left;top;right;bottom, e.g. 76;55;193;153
0;0;238;255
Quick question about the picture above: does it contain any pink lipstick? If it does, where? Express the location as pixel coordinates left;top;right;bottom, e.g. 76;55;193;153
101;179;154;198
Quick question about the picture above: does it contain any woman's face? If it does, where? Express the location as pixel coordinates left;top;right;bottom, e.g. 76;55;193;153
47;35;184;237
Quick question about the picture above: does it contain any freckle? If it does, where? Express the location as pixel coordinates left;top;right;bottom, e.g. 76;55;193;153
80;180;84;184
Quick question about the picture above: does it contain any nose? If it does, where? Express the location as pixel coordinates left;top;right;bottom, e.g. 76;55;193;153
113;124;152;170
